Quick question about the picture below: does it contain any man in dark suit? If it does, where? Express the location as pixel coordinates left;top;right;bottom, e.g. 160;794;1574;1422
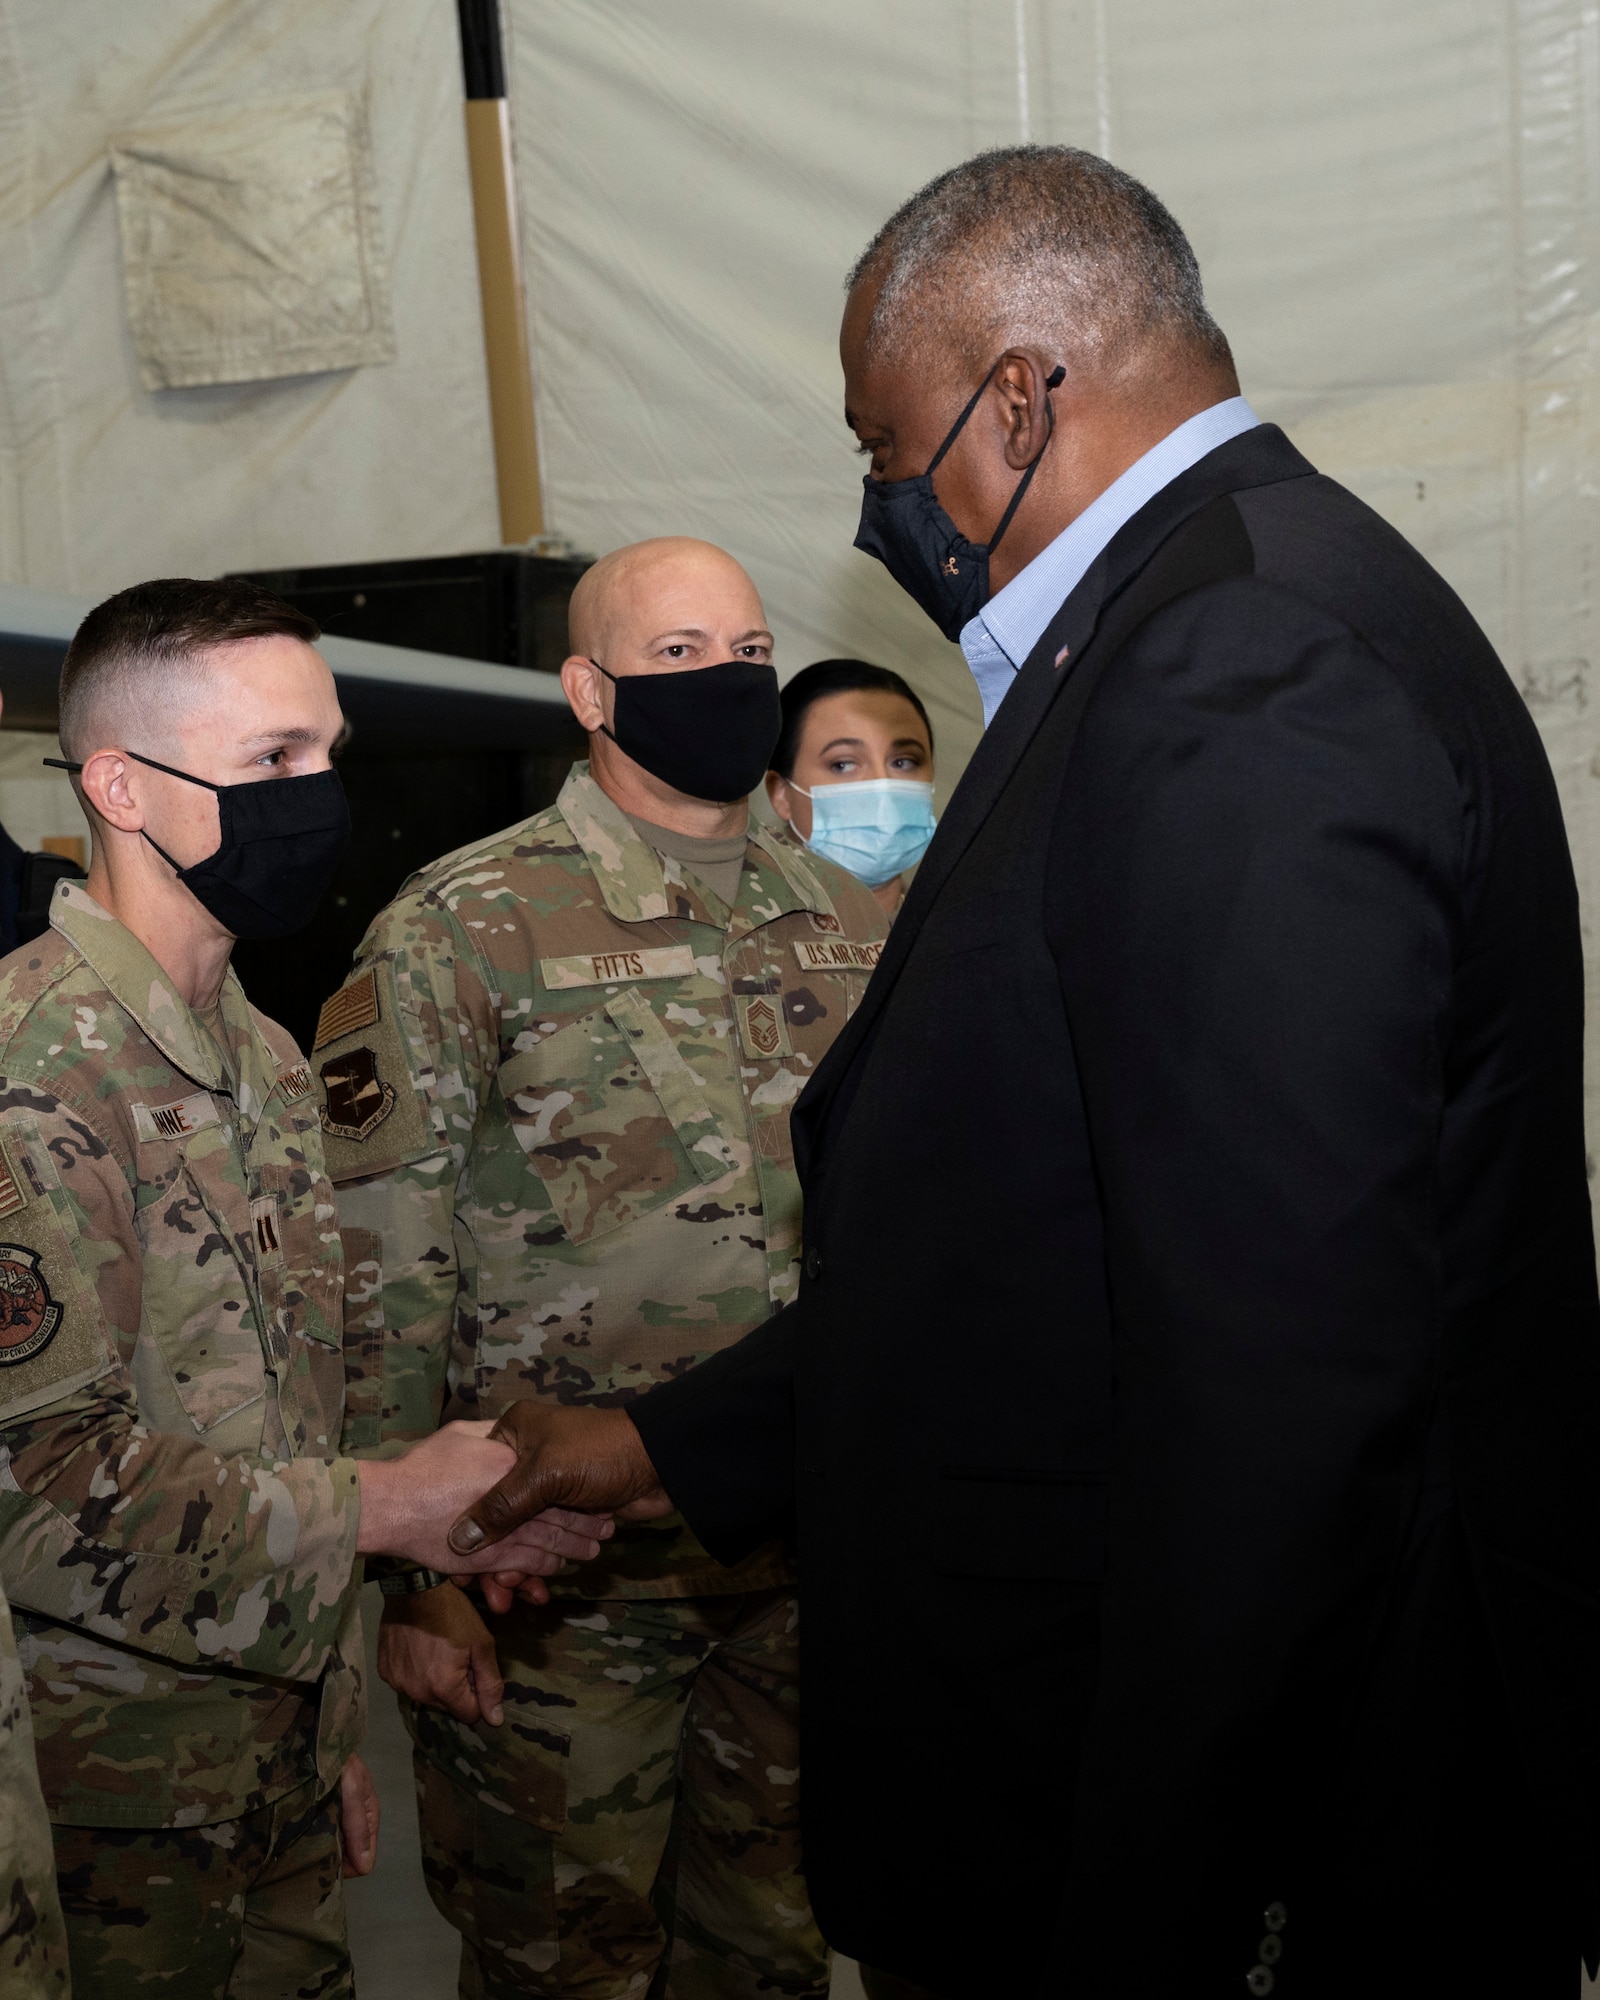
447;148;1600;1997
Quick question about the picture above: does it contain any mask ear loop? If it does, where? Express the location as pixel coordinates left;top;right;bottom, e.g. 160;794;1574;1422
45;750;223;876
585;659;628;754
984;363;1067;561
924;364;1003;476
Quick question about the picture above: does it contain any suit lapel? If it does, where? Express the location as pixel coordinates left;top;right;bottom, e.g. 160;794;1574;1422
795;424;1314;1168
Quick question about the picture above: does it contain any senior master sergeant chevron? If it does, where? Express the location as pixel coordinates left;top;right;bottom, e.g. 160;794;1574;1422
0;579;610;2000
318;538;887;2000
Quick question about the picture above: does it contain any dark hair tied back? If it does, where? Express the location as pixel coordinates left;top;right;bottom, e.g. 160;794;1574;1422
772;659;933;778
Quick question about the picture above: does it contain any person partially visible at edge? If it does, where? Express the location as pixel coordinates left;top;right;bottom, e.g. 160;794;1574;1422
765;658;936;923
0;578;608;2000
0;683;86;955
0;1570;68;1998
315;538;886;2000
447;148;1600;2000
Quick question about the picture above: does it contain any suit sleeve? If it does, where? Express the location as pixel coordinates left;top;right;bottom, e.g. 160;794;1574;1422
627;1301;799;1562
1048;578;1460;1968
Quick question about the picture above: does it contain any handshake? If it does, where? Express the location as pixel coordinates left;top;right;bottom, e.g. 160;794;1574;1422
356;1402;670;1602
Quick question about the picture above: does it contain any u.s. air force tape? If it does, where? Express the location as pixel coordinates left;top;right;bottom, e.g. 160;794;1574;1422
791;940;881;973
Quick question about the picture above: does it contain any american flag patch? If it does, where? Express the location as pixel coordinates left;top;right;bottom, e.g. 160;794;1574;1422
314;969;379;1051
0;1147;26;1222
1055;643;1071;668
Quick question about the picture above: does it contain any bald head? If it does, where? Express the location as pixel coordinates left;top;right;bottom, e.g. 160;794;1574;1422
849;144;1233;391
560;537;776;820
568;538;767;667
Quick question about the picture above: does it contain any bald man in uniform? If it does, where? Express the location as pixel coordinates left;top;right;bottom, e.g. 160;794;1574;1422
315;540;887;2000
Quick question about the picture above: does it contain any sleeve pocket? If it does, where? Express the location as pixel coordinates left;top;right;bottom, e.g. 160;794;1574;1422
930;1469;1107;1582
338;1224;384;1451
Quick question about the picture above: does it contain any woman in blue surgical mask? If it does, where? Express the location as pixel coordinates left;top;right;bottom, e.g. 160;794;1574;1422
766;658;936;922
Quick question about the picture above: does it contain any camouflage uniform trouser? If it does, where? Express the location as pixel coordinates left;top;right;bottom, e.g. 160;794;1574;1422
52;1778;350;2000
409;1586;828;2000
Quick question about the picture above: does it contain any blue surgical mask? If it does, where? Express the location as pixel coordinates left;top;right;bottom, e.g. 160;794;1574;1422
789;778;937;888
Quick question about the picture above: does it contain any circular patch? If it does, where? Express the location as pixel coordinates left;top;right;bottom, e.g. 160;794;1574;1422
0;1245;62;1367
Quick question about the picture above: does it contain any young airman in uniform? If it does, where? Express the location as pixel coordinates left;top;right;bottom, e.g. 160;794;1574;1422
0;579;606;1999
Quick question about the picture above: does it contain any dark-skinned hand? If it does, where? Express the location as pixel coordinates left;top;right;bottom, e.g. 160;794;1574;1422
377;1579;506;1726
447;1401;673;1557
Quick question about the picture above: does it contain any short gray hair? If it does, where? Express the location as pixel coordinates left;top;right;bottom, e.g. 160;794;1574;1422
850;146;1231;379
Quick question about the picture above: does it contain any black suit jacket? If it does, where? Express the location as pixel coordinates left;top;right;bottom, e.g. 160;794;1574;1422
631;426;1600;1993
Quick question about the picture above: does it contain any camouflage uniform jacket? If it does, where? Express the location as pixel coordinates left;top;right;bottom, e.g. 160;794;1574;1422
0;1575;68;1994
323;763;885;1596
0;881;362;1827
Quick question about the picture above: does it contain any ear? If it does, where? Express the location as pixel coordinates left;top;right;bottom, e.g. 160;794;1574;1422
559;655;610;734
77;749;145;834
993;351;1063;471
765;771;792;820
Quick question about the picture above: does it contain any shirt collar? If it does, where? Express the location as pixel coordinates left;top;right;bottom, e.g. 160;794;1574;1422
556;762;838;931
48;877;275;1113
960;396;1262;726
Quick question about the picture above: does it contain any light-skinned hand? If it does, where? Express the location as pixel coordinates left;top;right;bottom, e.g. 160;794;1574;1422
339;1752;380;1878
357;1419;616;1576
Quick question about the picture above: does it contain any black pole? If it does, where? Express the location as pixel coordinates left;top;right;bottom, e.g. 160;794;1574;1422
457;0;507;101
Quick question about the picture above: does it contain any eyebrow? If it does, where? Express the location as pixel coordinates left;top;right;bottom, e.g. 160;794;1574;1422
241;726;323;745
815;734;927;754
643;626;774;649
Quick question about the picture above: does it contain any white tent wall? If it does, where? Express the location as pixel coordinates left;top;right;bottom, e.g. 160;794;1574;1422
509;0;1600;1166
0;1;1597;1165
0;0;500;592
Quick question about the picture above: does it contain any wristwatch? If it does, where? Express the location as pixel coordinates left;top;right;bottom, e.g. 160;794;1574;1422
377;1568;451;1596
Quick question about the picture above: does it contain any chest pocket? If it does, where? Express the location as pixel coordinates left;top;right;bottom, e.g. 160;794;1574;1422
497;988;738;1247
134;1132;266;1445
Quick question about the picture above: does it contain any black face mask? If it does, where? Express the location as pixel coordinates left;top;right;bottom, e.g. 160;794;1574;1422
47;751;350;941
854;359;1065;641
589;658;782;803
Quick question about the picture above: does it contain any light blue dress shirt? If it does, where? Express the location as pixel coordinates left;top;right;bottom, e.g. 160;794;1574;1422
959;396;1261;727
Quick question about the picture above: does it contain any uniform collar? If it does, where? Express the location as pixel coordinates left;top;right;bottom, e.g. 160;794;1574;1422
49;878;276;1115
557;764;840;932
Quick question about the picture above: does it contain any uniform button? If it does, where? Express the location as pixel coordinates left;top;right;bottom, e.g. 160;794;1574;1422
1258;1936;1282;1965
1245;1969;1275;1996
1264;1902;1287;1933
803;1245;823;1282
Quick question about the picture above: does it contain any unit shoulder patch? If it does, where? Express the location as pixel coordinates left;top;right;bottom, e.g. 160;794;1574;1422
314;968;380;1051
319;1046;396;1142
539;945;698;991
0;1245;61;1367
791;939;882;973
